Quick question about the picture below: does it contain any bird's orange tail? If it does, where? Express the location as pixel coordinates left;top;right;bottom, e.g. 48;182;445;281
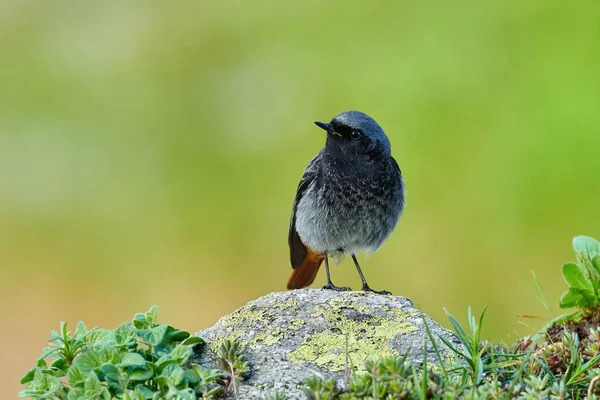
287;250;324;289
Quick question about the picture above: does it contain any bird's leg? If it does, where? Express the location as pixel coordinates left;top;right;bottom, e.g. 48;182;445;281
351;254;392;295
322;254;351;291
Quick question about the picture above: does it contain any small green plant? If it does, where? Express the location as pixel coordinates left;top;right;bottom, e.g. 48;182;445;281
559;235;600;310
215;339;251;398
263;391;288;400
19;306;249;400
303;376;341;400
440;306;488;385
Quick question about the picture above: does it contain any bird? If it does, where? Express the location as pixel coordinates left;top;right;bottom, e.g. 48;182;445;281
287;111;405;294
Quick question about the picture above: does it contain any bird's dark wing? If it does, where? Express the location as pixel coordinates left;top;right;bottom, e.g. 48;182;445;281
288;154;320;269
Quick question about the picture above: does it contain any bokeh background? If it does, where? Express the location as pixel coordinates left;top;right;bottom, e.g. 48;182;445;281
2;0;600;397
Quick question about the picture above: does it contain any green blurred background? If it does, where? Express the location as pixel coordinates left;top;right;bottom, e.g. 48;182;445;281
2;0;599;397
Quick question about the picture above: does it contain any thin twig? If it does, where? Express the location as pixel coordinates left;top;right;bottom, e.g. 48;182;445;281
345;333;350;385
229;360;238;399
588;375;600;398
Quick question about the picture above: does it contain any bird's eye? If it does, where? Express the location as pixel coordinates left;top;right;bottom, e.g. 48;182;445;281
350;130;362;140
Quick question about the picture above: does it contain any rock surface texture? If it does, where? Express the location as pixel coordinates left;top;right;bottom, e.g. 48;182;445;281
193;289;461;399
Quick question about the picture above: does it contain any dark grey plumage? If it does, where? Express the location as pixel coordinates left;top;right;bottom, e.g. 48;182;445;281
288;111;405;293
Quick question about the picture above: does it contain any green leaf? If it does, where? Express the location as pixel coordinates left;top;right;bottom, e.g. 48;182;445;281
145;305;159;326
155;364;185;387
124;390;146;400
73;349;102;373
114;322;137;347
50;357;69;373
205;387;225;398
182;368;200;385
133;313;150;330
181;336;204;346
128;365;154;381
592;255;600;276
576;288;600;308
103;365;127;396
20;368;36;384
560;290;583;309
70;346;119;377
124;386;155;400
68;366;87;388
163;326;190;345
170;344;193;365
84;371;109;398
18;368;66;398
573;235;600;258
192;365;225;384
99;363;121;383
133;385;156;399
561;263;593;290
137;324;168;347
98;346;120;365
153;342;172;358
120;352;147;367
66;386;88;400
89;328;114;346
165;387;196;400
155;354;179;374
74;321;88;338
153;344;193;373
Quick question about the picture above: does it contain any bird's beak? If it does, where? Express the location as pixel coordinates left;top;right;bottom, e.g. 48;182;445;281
314;121;341;137
314;121;334;132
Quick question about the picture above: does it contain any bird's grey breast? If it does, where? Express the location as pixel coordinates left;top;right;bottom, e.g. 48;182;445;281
294;155;404;255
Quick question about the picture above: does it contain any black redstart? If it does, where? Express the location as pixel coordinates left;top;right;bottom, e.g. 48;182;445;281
287;111;405;294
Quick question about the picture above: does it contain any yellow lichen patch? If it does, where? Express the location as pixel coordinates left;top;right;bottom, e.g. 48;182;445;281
253;328;282;347
250;318;306;348
213;297;308;351
287;297;418;371
288;318;305;330
274;299;299;310
328;297;371;314
220;298;299;332
220;307;266;328
209;329;247;353
261;334;281;346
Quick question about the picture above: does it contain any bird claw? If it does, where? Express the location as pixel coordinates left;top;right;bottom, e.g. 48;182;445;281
322;284;352;292
362;286;392;295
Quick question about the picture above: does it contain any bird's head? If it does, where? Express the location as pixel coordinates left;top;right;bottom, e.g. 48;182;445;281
315;111;391;158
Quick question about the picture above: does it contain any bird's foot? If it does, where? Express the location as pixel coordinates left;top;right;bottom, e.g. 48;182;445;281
322;283;352;292
362;285;392;295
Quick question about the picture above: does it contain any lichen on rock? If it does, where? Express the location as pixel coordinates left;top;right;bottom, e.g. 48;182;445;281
287;296;418;371
194;290;461;399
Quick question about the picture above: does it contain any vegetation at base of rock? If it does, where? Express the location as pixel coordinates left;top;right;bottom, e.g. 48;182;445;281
19;306;249;400
19;235;600;399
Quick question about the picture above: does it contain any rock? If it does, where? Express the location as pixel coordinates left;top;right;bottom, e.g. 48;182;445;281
193;290;461;399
